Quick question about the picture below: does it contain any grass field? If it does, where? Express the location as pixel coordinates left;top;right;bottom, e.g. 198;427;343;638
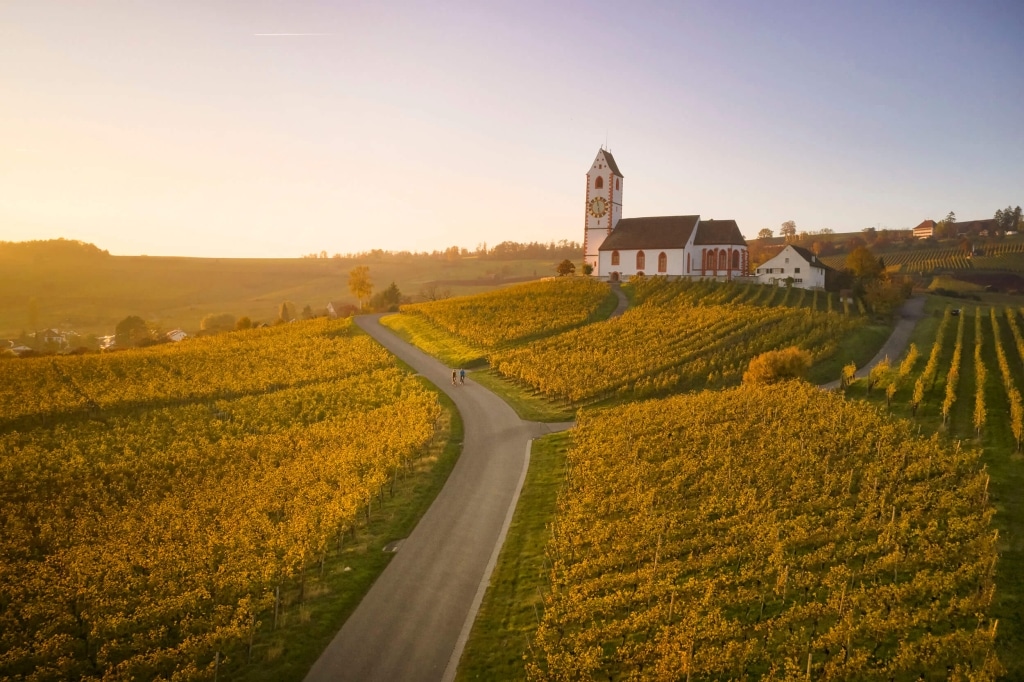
0;245;563;337
456;431;570;682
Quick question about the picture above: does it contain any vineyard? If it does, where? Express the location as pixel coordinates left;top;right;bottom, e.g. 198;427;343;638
819;239;1024;274
528;383;999;679
0;319;443;680
490;278;864;404
395;277;613;349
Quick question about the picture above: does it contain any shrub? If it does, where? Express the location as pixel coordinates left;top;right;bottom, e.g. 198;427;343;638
742;346;812;385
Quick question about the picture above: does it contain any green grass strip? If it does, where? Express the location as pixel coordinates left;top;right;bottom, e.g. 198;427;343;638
455;431;570;682
380;313;488;367
469;370;577;422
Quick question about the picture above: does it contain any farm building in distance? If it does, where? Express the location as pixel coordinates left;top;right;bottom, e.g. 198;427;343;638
754;244;834;290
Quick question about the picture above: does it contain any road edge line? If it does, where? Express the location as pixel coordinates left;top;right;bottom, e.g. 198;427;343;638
441;437;533;682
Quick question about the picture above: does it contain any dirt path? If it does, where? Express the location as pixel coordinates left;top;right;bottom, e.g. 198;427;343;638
609;282;629;318
821;295;927;389
305;315;572;682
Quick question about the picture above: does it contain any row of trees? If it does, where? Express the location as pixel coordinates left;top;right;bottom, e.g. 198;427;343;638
305;239;582;262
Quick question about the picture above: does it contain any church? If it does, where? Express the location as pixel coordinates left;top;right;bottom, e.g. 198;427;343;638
583;149;749;282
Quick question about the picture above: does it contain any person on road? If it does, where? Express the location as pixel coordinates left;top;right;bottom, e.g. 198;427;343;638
459;368;466;385
452;369;458;386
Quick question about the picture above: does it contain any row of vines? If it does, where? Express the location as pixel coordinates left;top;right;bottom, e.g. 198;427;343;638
0;319;442;680
490;279;864;404
528;383;999;679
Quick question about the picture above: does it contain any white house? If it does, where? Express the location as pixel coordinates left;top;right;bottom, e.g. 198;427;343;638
582;149;749;282
754;244;831;289
166;329;188;342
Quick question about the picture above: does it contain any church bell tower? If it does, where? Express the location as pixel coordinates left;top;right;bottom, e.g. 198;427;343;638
583;148;623;276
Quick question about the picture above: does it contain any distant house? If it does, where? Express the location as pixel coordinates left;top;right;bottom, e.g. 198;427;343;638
11;345;34;356
166;329;188;342
327;301;357;319
754;244;833;290
98;335;116;350
913;220;936;239
35;329;66;347
951;219;997;236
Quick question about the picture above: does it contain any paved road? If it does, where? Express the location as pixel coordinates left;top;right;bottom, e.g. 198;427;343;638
821;295;927;390
609;282;629;318
306;315;572;682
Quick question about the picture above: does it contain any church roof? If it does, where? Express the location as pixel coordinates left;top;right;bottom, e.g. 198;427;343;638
602;149;623;177
599;216;700;250
693;220;746;246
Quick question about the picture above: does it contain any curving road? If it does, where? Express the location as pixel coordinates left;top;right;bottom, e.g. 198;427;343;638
305;314;572;682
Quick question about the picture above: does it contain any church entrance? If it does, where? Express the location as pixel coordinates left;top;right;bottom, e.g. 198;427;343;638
609;272;620;283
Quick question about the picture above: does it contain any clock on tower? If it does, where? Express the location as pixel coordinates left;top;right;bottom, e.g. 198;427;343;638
583;148;623;277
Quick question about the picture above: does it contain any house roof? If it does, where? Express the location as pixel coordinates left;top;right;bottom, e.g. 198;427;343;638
602;149;623;177
598;216;700;251
951;219;997;232
914;220;936;230
693;220;746;246
787;244;834;271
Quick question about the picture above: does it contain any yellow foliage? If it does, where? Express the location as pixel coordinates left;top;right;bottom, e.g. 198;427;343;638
741;346;812;385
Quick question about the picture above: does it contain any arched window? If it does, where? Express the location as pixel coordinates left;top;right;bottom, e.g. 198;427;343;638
732;250;740;269
718;250;728;269
595;176;604;189
687;253;691;273
658;252;667;273
615;178;620;190
611;250;620;266
636;251;645;270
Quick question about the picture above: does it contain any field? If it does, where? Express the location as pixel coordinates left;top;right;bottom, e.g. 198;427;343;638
818;238;1024;277
841;302;1024;673
0;319;449;680
0;240;566;338
490;278;864;404
527;384;997;679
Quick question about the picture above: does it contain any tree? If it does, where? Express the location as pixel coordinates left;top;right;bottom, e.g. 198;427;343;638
757;228;773;240
369;282;403;312
582;263;594;276
348;266;373;310
863;278;907;319
846;246;882;280
200;313;236;334
115;315;150;348
556;259;576;276
301;304;314;320
742;347;812;385
236;316;253;330
994;205;1022;235
779;221;797;241
419;283;452;302
279;301;296;323
27;297;38;331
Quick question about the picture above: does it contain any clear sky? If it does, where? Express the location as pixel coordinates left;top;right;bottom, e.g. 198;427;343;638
2;0;1022;257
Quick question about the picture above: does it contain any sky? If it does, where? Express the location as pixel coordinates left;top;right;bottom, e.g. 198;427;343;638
2;0;1022;258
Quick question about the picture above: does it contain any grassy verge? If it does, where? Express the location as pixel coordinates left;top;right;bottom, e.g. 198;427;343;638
470;370;577;422
806;321;892;384
380;313;488;367
456;431;571;681
226;382;464;681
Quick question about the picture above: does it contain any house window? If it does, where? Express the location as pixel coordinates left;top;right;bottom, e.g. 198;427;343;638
794;267;800;273
595;176;604;189
611;250;620;266
636;251;646;270
615;178;620;190
795;279;803;283
732;251;740;269
785;258;789;263
718;250;727;269
658;252;667;273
